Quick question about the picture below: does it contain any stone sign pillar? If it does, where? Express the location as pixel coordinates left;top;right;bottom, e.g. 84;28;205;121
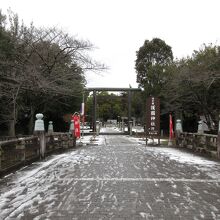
146;97;160;145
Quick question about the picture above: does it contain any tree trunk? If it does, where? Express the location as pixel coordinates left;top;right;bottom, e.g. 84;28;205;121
7;98;17;136
8;119;15;137
28;107;35;135
204;113;212;131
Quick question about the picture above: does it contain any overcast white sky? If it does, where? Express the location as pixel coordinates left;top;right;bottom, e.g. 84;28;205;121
1;0;220;88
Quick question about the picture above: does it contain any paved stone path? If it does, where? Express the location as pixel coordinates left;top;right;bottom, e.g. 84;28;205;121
0;129;220;219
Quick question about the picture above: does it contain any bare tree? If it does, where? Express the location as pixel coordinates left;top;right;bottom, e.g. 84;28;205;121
0;11;106;135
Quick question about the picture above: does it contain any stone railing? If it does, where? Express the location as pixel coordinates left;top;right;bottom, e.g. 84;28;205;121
176;132;219;158
0;133;76;175
0;135;31;142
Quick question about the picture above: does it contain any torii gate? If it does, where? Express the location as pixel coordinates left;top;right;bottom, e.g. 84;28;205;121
85;87;141;134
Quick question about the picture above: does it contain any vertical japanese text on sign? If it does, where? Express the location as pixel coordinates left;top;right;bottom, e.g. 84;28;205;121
146;97;160;136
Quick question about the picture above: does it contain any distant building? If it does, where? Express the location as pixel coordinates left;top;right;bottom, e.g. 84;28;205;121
107;119;117;124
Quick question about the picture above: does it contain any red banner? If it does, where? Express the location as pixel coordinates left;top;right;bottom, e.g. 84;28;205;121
72;114;80;138
169;114;174;139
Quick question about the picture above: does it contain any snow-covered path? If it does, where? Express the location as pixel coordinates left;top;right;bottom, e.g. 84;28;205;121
0;129;220;219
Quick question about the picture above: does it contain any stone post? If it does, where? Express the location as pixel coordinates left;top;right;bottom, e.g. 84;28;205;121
34;113;46;159
96;121;100;136
132;117;136;127
168;138;173;147
129;121;133;136
93;90;97;133
48;121;54;135
218;115;220;159
175;119;183;147
122;119;125;132
198;120;204;134
16;139;26;162
0;146;2;171
69;120;74;136
176;119;183;133
128;90;131;134
62;134;69;149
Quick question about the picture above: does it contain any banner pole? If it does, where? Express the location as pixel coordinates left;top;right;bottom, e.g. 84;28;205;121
81;93;85;139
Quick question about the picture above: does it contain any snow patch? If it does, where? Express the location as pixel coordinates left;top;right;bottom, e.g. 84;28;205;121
0;148;95;219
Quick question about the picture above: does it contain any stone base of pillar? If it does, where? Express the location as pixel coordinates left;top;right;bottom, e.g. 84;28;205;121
168;139;173;147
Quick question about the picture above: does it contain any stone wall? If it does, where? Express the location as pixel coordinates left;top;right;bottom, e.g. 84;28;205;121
176;132;219;158
0;133;76;175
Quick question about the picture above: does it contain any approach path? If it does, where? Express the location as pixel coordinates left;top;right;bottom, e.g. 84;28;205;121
0;127;220;219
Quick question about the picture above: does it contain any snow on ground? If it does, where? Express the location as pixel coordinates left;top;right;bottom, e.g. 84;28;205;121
0;129;220;219
100;125;144;133
77;133;105;145
129;136;220;179
0;134;105;219
147;147;220;179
